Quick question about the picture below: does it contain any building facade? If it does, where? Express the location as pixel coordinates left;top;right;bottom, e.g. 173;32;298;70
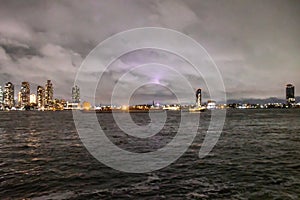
4;82;14;108
207;100;216;110
37;86;45;109
0;86;3;105
45;80;53;107
30;94;36;104
20;81;30;107
72;85;80;103
196;88;202;107
18;91;21;106
286;84;295;105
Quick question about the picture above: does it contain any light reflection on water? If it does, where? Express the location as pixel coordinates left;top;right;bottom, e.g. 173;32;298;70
0;109;299;199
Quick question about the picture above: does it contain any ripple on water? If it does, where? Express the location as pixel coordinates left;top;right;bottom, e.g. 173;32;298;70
0;110;299;199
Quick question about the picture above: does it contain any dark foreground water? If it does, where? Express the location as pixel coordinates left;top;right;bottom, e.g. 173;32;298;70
0;109;299;199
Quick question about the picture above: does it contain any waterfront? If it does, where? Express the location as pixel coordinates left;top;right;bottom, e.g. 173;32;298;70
0;110;299;199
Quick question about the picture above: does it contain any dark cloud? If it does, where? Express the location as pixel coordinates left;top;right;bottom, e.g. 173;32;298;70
0;0;299;103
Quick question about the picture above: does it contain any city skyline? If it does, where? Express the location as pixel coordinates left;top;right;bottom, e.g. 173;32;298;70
0;1;299;103
0;79;81;110
0;79;298;107
1;2;299;199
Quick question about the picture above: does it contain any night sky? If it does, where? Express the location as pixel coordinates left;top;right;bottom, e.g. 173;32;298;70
0;0;299;104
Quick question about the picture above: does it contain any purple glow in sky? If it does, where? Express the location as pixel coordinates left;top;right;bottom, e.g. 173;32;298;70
0;0;299;103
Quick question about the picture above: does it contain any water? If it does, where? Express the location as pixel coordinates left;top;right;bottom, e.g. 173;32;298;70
0;110;299;199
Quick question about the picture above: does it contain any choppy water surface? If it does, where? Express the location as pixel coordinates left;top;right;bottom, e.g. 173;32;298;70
0;109;299;199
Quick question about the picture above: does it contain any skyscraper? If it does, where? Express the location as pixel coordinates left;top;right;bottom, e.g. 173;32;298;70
30;94;37;104
196;88;202;107
45;80;53;107
286;84;295;105
18;91;21;106
20;81;30;107
0;86;3;105
72;85;80;103
37;86;45;109
4;82;14;108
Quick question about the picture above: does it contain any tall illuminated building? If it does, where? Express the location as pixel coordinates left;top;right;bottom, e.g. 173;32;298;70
18;91;21;106
30;94;36;104
37;86;45;108
72;85;80;103
4;82;14;108
45;80;53;107
0;86;3;105
196;88;202;107
20;81;30;107
286;84;295;105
